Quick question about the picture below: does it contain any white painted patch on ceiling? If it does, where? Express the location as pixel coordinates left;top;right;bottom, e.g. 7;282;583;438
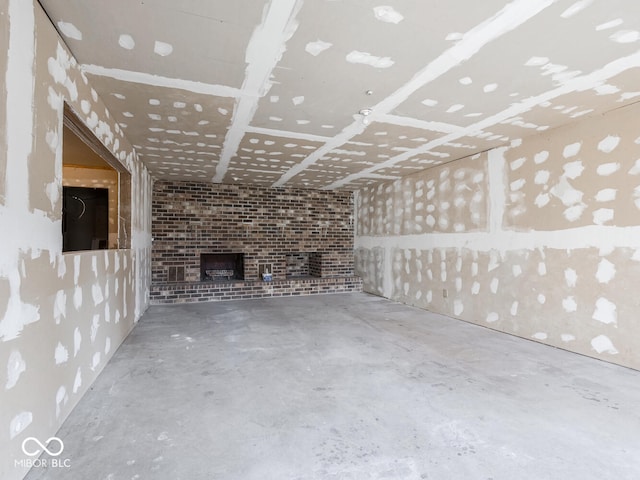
563;142;581;157
594;84;620;95
346;51;394;69
551;178;584;212
525;56;549;66
596;18;623;31
459;77;473;85
74;327;82;356
421;99;438;107
91;352;101;371
610;30;640;43
562;296;577;312
537;294;546;304
563;204;586;222
154;40;173;57
10;412;32;439
194;103;203;112
57;21;82;40
173;101;186;108
56;385;68;418
591;334;618;354
534;151;549;164
534;192;550;208
564;268;578;287
118;34;135;50
373;6;404;24
619;91;640;101
592;297;617;325
445;32;464;41
292;96;305;106
73;367;82;394
483;83;498;93
446;104;464;113
596;258;616;283
538;262;547;276
510;157;526;170
5;350;26;390
510;178;525;191
560;0;594;19
486;312;499;323
563;160;584;179
561;334;576;342
595;188;617;202
218;107;229;116
532;332;548;340
305;39;332;56
596;162;620;176
597;135;621;153
534;170;550;185
55;342;69;364
149;98;160;106
593;208;614;225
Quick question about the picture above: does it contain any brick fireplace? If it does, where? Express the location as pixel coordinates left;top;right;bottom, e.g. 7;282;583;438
200;253;244;281
150;182;362;303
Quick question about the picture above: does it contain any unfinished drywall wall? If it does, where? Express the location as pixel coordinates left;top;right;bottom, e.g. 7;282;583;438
0;2;153;479
355;101;640;371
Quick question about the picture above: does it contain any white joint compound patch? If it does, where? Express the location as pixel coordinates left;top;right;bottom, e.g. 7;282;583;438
346;51;394;69
373;6;404;24
5;350;26;389
10;412;33;439
54;342;69;365
118;34;135;50
592;297;617;325
591;335;618;354
305;39;332;56
153;40;173;57
57;21;82;40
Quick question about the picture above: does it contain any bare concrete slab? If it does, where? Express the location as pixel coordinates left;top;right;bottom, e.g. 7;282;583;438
26;293;640;479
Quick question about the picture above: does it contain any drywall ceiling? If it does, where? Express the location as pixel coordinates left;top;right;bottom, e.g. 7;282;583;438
39;0;640;190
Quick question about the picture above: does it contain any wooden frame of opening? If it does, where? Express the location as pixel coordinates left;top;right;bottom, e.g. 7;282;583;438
63;103;132;250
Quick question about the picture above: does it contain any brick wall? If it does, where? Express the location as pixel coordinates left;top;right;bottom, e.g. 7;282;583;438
152;181;355;284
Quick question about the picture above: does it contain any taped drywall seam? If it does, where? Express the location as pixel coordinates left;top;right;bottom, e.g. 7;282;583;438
213;0;303;183
277;0;555;188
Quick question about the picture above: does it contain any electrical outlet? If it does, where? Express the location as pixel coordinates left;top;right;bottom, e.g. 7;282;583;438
442;288;448;298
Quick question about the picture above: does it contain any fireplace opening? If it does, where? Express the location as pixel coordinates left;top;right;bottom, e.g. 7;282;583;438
201;253;244;282
286;252;321;278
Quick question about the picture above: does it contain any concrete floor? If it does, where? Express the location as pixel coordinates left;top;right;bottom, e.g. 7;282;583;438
27;293;640;480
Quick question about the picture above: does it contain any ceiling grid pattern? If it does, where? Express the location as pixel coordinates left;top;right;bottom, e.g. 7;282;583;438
40;0;640;190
